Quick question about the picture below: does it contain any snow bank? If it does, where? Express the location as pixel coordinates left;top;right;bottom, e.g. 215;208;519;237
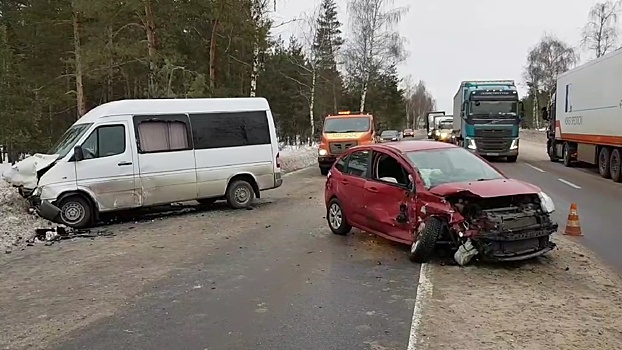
279;144;317;173
0;164;51;252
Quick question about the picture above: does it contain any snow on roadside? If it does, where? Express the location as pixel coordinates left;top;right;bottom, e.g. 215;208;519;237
279;144;317;173
0;163;51;252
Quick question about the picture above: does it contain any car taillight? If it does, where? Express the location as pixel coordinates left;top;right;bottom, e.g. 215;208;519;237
276;152;281;168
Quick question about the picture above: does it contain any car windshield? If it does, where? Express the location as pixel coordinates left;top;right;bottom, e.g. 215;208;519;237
470;100;517;117
47;123;93;158
404;129;413;132
381;131;398;137
406;147;504;188
439;121;452;129
323;117;371;133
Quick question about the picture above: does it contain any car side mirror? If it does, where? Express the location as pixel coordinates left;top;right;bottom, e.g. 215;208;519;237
73;145;84;161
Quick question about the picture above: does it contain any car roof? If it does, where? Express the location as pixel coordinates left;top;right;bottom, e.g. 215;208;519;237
370;140;457;153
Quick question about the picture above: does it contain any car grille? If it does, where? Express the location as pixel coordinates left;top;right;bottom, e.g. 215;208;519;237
475;138;511;152
474;128;513;138
329;141;358;154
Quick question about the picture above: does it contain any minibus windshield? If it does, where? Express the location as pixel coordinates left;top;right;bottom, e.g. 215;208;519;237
48;123;93;158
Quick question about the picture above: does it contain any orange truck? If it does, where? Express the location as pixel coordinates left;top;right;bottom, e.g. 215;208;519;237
318;111;376;175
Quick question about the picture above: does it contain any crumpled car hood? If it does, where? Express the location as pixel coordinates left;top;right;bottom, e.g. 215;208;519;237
429;178;541;198
1;154;58;188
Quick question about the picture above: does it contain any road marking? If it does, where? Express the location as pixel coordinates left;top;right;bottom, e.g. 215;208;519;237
526;163;545;172
558;178;581;189
407;263;432;349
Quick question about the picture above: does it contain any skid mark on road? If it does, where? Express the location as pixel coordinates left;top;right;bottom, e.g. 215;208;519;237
558;178;581;189
525;163;545;172
407;263;432;349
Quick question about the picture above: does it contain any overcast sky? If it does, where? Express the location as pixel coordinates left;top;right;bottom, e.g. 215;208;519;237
271;0;602;112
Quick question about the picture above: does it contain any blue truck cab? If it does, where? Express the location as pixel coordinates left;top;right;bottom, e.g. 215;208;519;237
452;80;524;162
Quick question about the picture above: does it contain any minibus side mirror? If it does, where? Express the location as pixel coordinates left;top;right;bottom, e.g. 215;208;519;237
73;145;84;161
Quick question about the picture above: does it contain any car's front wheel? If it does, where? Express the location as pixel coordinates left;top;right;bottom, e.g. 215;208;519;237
409;217;443;263
58;195;93;228
327;198;352;235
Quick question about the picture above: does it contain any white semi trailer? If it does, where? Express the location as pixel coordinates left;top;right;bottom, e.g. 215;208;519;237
543;48;622;182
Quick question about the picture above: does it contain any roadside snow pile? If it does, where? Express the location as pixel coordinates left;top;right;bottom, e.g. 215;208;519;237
279;144;317;172
0;164;51;252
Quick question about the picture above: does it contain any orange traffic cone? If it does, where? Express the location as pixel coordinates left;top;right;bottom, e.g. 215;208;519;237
563;203;582;236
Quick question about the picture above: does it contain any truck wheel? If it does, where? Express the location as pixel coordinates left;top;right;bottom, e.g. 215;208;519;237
548;141;558;162
562;142;573;167
320;167;329;176
610;149;622;182
408;217;443;263
327;198;352;235
599;147;611;178
506;155;518;162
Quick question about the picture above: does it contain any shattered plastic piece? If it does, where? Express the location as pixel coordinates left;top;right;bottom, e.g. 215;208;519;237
454;239;478;266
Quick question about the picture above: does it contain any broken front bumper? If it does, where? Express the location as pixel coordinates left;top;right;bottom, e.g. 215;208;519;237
475;222;558;262
29;195;62;224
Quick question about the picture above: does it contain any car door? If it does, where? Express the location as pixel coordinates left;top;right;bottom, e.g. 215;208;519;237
338;149;371;227
75;120;139;211
363;150;414;242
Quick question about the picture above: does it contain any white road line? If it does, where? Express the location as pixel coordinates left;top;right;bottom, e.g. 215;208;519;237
558;178;581;189
526;163;545;172
407;263;433;350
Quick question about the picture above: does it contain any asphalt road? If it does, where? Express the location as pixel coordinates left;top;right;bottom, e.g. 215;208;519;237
494;140;622;273
51;167;420;350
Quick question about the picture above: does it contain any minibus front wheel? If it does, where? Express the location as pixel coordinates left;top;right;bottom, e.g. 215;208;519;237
58;195;93;228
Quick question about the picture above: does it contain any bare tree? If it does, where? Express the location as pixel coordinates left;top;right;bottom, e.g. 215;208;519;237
404;80;435;129
581;0;621;58
523;34;579;128
249;0;281;97
344;0;408;112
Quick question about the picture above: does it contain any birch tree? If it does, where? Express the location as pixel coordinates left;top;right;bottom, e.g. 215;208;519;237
249;0;280;97
581;0;621;58
405;80;435;129
344;0;408;112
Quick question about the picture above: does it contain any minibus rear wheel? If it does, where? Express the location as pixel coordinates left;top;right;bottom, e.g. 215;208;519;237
226;179;255;209
58;195;93;228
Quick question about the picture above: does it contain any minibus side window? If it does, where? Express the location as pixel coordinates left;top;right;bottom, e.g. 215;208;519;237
81;125;126;159
133;114;192;153
190;111;270;149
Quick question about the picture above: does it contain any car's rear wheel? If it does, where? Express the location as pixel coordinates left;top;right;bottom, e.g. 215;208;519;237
409;217;442;263
225;180;255;209
327;198;351;235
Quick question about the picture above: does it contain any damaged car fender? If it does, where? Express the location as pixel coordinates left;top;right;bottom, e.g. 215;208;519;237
1;154;58;189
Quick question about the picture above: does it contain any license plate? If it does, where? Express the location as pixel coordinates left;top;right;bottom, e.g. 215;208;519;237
487;153;499;156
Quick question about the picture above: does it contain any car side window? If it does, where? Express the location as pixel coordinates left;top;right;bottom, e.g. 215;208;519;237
372;152;411;187
81;125;126;159
335;155;348;172
345;150;369;177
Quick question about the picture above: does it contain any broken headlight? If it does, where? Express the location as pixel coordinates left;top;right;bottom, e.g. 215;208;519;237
31;186;42;197
538;191;555;213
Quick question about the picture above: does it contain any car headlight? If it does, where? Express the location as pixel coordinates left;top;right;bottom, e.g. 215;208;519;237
440;132;447;138
435;130;440;135
510;138;519;149
538;191;555;213
318;148;327;156
466;138;476;149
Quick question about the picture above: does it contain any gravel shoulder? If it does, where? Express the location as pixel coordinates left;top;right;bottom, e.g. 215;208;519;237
419;236;622;349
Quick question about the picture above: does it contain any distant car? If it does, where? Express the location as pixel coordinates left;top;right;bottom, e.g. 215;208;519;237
403;128;414;137
380;130;400;142
324;141;558;265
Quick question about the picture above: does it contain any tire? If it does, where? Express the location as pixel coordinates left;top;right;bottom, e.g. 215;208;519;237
610;148;622;182
409;217;443;263
548;141;558;162
197;198;217;205
58;195;93;228
599;147;611;178
506;155;518;162
326;198;352;235
320;167;329;176
225;180;255;209
562;142;573;167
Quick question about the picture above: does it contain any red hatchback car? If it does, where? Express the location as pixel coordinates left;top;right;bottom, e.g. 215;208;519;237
324;141;558;265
